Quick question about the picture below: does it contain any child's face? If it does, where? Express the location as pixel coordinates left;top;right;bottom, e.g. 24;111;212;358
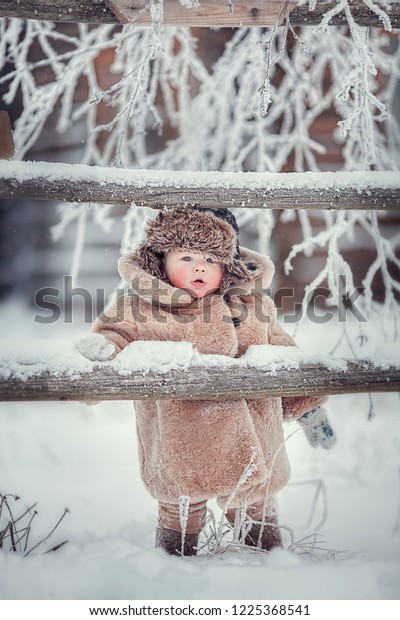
164;250;224;299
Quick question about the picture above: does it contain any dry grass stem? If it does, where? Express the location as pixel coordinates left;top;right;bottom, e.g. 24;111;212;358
0;492;70;557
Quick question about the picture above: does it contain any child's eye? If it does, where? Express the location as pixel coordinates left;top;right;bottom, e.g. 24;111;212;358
181;256;192;262
206;257;216;264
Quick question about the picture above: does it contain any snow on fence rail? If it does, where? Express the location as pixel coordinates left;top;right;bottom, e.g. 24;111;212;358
1;341;399;401
1;161;399;210
0;0;399;28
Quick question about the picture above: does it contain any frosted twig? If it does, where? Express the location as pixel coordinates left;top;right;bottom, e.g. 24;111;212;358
367;393;375;420
227;2;234;16
120;204;150;256
24;508;70;557
0;7;398;345
178;495;190;557
259;0;291;117
289;531;347;561
0;493;69;556
215;447;260;552
362;0;392;31
70;206;89;288
199;508;232;553
288;479;328;530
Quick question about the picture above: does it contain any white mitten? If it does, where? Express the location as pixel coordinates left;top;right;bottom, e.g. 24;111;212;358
75;333;115;362
297;406;337;450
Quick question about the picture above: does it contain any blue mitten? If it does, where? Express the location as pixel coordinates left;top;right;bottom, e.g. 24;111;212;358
297;406;337;450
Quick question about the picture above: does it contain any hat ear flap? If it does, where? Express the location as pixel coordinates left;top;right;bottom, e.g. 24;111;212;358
134;242;167;282
220;258;259;293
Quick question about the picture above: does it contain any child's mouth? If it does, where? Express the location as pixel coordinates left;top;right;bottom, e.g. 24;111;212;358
192;278;206;287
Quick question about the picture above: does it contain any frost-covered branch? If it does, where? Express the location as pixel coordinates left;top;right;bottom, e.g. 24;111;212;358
0;1;399;342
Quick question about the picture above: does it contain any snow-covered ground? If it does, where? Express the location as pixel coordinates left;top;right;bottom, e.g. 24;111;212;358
0;297;399;600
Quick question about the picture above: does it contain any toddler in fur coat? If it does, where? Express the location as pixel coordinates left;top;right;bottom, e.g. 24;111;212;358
77;207;335;556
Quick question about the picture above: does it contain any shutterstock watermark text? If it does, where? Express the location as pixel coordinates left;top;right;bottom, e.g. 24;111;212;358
33;275;367;325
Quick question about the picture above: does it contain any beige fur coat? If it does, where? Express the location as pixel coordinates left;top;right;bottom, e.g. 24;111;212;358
92;246;326;508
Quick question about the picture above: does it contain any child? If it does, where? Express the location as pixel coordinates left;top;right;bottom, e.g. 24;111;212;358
77;207;335;556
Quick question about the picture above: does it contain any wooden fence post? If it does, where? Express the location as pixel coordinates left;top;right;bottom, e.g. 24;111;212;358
0;112;14;160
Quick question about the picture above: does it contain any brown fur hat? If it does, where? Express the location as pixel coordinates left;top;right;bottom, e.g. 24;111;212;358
132;208;259;293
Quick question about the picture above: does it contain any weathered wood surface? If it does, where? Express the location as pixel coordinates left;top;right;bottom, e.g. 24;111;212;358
1;360;399;401
0;112;15;160
105;0;296;27
0;161;399;210
0;0;399;28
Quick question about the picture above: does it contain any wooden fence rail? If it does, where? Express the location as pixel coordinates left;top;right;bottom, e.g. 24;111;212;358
0;0;399;28
1;161;399;210
1;359;399;401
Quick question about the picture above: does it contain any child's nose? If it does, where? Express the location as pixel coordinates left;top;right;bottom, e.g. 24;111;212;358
193;261;207;273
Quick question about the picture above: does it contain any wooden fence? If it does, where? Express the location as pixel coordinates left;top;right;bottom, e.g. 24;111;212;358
1;161;399;211
1;1;399;401
0;0;399;28
1;358;399;401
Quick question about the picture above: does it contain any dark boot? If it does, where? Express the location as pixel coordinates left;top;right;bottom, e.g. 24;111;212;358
244;513;283;551
155;526;199;557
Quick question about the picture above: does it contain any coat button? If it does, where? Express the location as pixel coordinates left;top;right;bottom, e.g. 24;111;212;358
223;294;230;303
232;317;241;327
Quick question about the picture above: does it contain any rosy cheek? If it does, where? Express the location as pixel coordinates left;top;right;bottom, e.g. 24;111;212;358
167;265;191;288
208;269;223;289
